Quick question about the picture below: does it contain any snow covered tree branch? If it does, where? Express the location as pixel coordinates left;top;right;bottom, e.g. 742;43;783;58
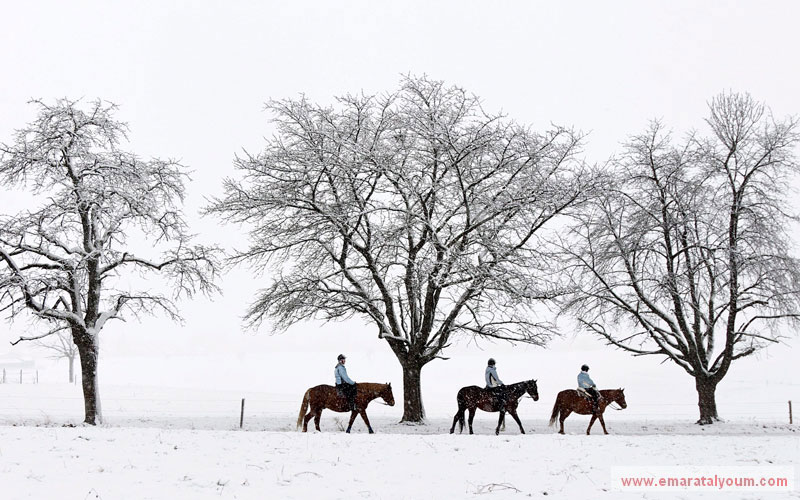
207;76;597;422
561;93;800;424
0;98;221;424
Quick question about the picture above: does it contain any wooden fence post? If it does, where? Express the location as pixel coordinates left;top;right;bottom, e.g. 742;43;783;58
240;398;246;429
790;400;793;425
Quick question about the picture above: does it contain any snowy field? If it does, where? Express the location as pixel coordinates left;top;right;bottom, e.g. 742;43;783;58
1;381;798;499
1;424;797;500
1;341;798;500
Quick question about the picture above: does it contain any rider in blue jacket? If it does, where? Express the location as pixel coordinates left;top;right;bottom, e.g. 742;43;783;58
335;354;357;411
578;364;601;412
485;358;507;410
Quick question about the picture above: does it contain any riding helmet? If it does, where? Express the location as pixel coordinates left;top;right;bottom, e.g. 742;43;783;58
488;358;496;366
338;354;346;361
581;364;589;371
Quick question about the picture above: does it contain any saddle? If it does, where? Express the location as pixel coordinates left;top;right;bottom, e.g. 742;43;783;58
576;388;601;402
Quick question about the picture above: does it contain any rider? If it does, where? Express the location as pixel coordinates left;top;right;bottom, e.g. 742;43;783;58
485;358;507;410
335;354;357;411
578;364;602;413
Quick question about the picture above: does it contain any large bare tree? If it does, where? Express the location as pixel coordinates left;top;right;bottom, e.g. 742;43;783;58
208;76;594;422
562;93;800;424
0;99;220;424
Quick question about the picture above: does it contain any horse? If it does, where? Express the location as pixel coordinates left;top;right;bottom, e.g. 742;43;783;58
296;382;395;433
450;379;539;435
548;388;627;435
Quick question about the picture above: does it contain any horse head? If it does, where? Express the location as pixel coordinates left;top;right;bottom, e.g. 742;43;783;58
526;379;539;401
381;383;396;406
611;388;627;409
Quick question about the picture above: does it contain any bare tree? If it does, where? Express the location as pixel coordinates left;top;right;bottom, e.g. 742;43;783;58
562;93;800;424
207;76;594;422
35;329;78;383
0;99;220;424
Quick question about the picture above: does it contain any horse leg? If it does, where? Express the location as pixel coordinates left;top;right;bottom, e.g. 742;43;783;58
495;411;506;435
598;413;609;435
314;409;323;432
303;410;314;432
468;407;477;435
345;409;358;433
508;408;525;434
359;410;374;434
559;410;571;435
587;414;597;435
450;408;462;434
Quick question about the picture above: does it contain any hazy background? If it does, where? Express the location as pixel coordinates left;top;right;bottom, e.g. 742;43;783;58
1;1;798;419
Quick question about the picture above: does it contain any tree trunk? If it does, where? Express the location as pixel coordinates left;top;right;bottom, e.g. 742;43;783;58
68;354;75;384
400;362;425;423
76;335;102;425
695;376;719;425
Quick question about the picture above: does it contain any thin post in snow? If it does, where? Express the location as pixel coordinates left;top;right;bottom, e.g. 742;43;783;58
36;370;39;384
240;398;246;429
2;368;5;383
790;400;793;425
20;369;22;384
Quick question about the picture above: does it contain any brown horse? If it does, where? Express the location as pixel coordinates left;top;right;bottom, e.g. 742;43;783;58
450;380;539;435
549;388;627;435
297;382;395;433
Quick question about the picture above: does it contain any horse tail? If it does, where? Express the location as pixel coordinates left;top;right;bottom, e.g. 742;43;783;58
296;389;311;430
456;390;466;432
549;394;560;427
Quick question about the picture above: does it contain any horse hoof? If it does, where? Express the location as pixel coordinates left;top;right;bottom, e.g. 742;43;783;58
369;430;374;434
558;431;564;435
346;429;351;434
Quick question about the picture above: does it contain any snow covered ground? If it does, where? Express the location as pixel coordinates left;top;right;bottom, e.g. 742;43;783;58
1;421;797;499
1;342;797;499
1;382;798;499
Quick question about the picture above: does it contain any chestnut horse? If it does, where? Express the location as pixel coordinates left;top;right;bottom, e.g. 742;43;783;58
297;383;395;433
549;388;627;435
450;379;539;435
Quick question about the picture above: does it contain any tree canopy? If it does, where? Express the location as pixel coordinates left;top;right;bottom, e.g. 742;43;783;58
208;76;596;421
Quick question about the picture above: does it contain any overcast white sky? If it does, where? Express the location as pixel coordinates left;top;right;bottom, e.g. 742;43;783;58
1;2;798;399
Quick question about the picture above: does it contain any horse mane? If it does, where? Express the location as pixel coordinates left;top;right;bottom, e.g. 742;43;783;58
503;379;536;397
506;379;532;388
356;382;389;392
